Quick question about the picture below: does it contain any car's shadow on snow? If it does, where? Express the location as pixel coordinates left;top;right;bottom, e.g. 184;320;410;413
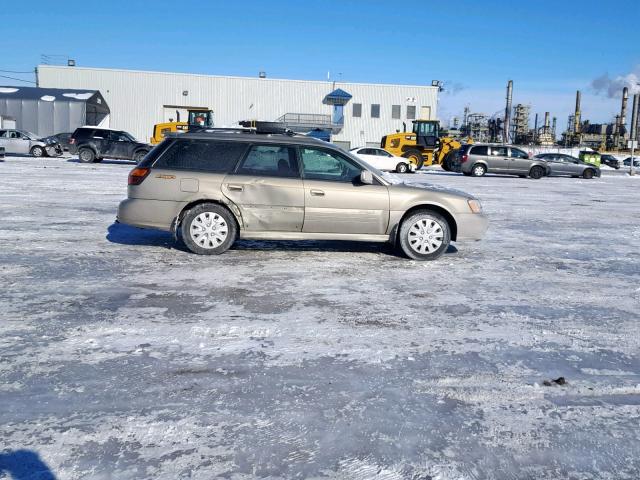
67;158;135;165
106;222;459;257
0;449;57;480
106;222;179;250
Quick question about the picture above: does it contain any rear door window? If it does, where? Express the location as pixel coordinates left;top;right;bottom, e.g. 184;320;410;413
153;139;248;173
235;145;299;178
470;145;488;155
509;148;529;159
490;146;508;156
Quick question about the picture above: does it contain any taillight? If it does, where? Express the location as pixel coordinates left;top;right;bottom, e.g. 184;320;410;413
461;154;469;163
128;167;150;185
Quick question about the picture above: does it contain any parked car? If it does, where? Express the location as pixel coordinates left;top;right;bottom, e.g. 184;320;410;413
0;129;62;157
350;147;416;173
117;128;488;260
623;157;640;168
69;127;151;163
600;154;621;169
458;143;549;178
44;132;73;152
533;153;600;179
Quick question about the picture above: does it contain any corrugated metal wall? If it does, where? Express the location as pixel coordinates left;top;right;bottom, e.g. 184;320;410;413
38;66;438;147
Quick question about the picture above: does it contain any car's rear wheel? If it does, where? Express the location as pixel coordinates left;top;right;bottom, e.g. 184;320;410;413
181;203;237;255
78;148;96;163
402;149;425;170
583;169;595;179
471;164;486;177
30;146;44;157
396;162;409;173
529;165;544;179
398;210;451;261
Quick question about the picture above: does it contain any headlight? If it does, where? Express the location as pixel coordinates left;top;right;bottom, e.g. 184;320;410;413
468;199;482;213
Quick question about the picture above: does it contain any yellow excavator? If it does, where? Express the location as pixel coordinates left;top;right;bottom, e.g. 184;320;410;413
150;108;214;144
381;119;462;169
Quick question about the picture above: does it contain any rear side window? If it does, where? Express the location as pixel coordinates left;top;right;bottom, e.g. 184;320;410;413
73;128;94;139
153;139;247;173
470;145;488;155
510;148;529;159
235;145;299;178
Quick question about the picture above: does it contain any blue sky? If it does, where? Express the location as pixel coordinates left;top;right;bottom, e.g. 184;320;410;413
2;0;638;127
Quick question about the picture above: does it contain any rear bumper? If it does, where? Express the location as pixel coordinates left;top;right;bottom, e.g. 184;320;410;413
117;198;179;232
455;212;489;241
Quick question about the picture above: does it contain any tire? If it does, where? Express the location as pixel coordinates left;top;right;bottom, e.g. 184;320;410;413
398;210;451;261
30;146;44;157
402;149;425;170
471;163;486;177
583;169;594;179
529;165;544;179
180;203;237;255
133;150;149;163
78;148;96;163
396;162;409;174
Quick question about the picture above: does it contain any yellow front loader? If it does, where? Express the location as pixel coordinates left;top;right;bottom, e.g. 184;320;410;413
381;120;461;169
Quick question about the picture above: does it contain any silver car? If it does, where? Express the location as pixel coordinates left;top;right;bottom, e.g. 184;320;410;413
117;127;488;260
534;153;601;179
459;143;549;179
0;129;55;157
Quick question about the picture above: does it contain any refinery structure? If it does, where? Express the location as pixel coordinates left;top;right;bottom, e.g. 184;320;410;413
457;81;639;152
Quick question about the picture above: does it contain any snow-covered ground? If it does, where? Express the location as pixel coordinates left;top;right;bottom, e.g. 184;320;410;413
1;155;639;479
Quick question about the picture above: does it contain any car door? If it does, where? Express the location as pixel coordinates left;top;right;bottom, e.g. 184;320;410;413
488;146;510;173
299;146;389;234
222;144;304;232
562;155;584;176
102;131;131;159
8;131;29;154
508;147;532;174
354;148;382;169
373;148;397;171
0;130;9;152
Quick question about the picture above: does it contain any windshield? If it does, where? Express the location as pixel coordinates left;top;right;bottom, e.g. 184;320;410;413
188;110;214;127
412;121;439;137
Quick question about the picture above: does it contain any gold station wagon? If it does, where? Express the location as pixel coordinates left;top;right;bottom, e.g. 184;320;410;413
117;125;488;260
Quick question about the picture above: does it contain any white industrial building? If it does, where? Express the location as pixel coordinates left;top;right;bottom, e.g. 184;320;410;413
37;65;439;150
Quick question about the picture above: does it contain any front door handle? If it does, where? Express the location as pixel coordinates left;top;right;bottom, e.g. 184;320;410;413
227;184;244;192
310;189;325;196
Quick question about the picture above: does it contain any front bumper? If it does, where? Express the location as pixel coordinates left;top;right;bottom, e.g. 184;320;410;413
454;212;489;241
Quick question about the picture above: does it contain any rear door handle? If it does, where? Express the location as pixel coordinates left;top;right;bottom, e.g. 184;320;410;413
227;184;244;192
310;189;325;196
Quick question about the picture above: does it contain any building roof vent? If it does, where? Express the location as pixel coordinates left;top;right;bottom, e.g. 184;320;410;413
259;71;266;78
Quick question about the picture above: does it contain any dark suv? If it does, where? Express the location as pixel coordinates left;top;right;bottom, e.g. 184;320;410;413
69;127;151;163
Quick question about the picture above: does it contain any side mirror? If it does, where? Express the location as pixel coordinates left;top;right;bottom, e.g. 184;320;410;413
360;170;373;185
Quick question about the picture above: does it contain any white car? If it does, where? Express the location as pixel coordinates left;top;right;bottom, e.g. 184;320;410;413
350;147;416;173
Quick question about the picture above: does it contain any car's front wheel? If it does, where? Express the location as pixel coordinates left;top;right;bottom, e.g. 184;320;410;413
396;162;409;173
398;210;451;261
133;150;149;163
30;146;44;157
180;203;237;255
